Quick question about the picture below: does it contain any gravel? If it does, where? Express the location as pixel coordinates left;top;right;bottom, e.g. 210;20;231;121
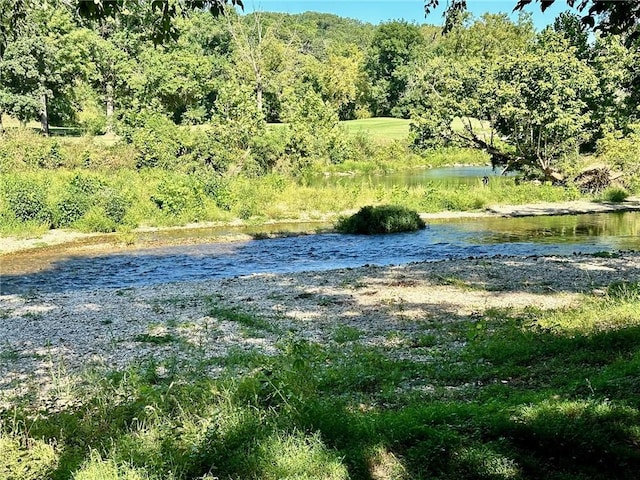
1;252;638;410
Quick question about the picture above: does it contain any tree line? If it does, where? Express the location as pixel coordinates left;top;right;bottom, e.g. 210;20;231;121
0;1;638;181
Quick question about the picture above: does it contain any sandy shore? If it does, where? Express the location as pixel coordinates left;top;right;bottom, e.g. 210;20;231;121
1;250;638;410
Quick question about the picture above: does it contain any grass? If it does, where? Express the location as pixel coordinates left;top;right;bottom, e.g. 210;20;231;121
339;117;491;145
1;282;639;479
0;165;586;238
341;117;411;143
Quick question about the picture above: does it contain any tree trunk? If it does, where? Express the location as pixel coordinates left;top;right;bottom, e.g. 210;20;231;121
0;112;4;135
40;92;49;136
105;81;114;134
256;75;263;113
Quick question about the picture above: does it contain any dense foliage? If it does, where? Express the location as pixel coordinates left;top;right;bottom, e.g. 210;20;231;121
0;1;638;234
336;205;426;234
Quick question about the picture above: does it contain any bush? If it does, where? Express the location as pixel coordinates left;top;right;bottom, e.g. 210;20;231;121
336;205;426;234
250;129;288;173
74;206;117;233
601;186;629;203
52;174;130;229
202;173;232;211
0;435;58;479
54;192;92;227
69;171;105;195
119;112;189;169
0;129;66;171
2;177;52;224
96;188;130;224
151;176;204;218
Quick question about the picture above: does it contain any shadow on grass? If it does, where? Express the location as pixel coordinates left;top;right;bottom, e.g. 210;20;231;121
2;260;640;479
4;314;639;479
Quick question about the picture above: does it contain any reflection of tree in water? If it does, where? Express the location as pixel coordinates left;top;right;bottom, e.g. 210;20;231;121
473;212;640;245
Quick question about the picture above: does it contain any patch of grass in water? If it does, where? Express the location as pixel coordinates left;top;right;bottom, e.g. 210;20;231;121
336;205;426;234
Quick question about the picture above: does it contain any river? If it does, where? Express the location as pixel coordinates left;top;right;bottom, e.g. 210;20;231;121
1;211;638;295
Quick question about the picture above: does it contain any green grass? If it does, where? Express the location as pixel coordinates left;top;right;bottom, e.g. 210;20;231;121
1;165;586;237
340;117;411;143
2;282;639;479
339;116;491;145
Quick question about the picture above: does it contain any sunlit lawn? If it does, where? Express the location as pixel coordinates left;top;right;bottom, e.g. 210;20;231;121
341;117;412;143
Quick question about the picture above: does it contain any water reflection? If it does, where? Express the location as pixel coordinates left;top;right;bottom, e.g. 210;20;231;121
436;212;640;247
307;166;515;188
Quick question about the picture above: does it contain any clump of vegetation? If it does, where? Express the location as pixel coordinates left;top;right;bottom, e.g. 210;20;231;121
601;186;629;203
0;434;58;479
2;177;52;225
336;205;426;234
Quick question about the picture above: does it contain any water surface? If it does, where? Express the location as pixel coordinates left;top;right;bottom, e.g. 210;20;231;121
308;165;514;188
1;211;638;295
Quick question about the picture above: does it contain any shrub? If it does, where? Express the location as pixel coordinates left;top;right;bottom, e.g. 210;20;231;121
98;188;130;224
250;129;288;173
69;172;105;195
53;174;129;228
54;192;92;227
119;112;189;169
0;129;66;170
74;206;117;233
336;205;426;234
187;131;232;173
2;177;52;224
601;186;629;203
202;173;232;211
151;176;204;217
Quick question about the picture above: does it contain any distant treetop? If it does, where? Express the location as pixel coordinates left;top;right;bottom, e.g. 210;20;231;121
425;0;640;40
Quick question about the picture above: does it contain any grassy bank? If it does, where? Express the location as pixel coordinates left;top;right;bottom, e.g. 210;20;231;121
1;122;635;239
1;277;639;479
0;166;582;238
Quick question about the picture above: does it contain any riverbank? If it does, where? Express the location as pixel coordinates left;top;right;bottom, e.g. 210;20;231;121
1;250;639;410
1;197;639;256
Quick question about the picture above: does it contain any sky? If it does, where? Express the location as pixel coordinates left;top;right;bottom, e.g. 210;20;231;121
241;0;580;30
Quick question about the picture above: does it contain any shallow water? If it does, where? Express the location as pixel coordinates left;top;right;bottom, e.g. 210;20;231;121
308;165;515;187
1;211;638;295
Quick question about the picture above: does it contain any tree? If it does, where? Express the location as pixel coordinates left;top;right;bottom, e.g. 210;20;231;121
0;0;243;67
320;43;367;120
135;41;217;123
366;21;425;117
0;5;80;134
225;10;269;115
74;0;244;43
0;36;43;126
425;0;640;40
552;11;590;60
409;29;599;180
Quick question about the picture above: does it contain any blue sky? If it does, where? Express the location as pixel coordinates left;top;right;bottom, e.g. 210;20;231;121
242;1;580;30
